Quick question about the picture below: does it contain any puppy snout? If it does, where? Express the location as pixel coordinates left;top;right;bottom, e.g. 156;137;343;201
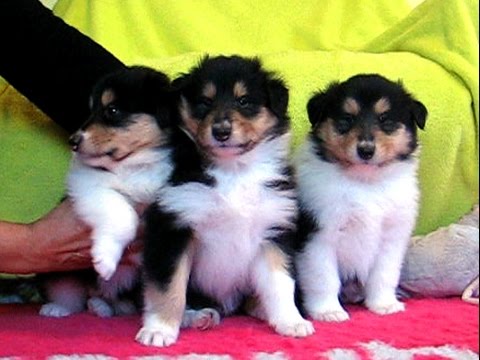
69;132;84;151
212;119;232;142
357;141;375;160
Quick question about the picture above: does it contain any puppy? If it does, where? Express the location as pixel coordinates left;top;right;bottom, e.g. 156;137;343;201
294;74;427;321
39;66;174;317
136;55;314;347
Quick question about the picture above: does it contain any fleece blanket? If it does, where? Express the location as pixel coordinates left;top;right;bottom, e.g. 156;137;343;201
0;0;478;235
0;299;478;359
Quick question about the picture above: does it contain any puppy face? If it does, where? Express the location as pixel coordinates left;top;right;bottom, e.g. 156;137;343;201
173;56;289;160
307;74;427;168
69;66;172;169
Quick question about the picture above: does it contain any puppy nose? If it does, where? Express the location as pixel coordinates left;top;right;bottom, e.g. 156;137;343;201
357;142;375;160
212;120;232;142
69;132;83;151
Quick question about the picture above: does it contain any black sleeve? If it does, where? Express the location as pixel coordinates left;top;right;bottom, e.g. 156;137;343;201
0;0;126;133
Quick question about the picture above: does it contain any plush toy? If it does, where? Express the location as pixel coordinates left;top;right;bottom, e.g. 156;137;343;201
398;205;479;304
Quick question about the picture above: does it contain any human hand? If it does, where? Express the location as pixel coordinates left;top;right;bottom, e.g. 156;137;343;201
2;198;145;274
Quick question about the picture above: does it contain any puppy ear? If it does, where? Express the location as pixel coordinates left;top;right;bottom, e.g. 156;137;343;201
266;77;289;118
171;73;192;92
307;92;328;126
410;100;428;130
140;69;174;127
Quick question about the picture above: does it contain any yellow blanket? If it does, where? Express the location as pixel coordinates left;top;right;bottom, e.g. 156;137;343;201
0;0;478;235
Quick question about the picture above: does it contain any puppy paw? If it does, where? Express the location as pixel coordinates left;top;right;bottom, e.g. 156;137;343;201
39;303;74;317
274;318;315;338
182;308;221;330
87;297;114;318
91;242;123;281
367;299;405;315
311;308;350;322
135;324;179;347
92;255;118;281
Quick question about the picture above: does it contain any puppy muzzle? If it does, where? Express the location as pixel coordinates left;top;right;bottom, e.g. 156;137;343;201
212;118;232;142
357;141;376;160
69;132;84;151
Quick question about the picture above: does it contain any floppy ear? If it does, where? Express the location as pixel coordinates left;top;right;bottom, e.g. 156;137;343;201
140;68;174;127
171;73;192;92
410;100;428;130
266;77;289;118
172;55;209;92
307;91;328;126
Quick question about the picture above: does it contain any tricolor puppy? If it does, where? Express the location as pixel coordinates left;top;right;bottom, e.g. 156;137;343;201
39;66;174;317
294;74;427;321
136;55;314;347
68;66;174;281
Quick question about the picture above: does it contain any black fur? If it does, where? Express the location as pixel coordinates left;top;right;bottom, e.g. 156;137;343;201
173;55;290;140
144;55;295;314
86;66;173;130
307;74;427;160
168;128;216;187
142;203;193;291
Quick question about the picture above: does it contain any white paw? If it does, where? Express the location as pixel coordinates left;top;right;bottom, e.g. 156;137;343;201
182;308;221;330
87;297;114;318
311;308;350;322
91;241;123;281
274;318;315;338
92;255;118;281
367;299;405;315
135;324;180;347
39;303;74;317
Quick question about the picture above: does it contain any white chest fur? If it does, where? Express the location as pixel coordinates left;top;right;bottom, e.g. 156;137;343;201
67;148;173;281
68;148;172;205
159;135;295;311
295;140;420;282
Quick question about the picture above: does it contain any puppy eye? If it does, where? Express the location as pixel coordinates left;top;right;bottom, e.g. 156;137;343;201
105;104;120;117
199;97;213;108
378;112;400;133
378;113;389;123
336;114;355;134
236;96;250;107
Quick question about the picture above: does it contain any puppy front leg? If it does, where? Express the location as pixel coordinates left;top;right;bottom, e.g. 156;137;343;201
296;233;348;322
250;242;314;337
364;223;412;315
136;205;194;347
136;250;192;347
75;189;138;280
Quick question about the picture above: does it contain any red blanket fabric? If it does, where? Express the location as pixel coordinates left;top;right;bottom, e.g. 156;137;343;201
0;298;478;359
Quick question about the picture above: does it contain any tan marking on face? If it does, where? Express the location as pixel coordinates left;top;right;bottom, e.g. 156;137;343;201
180;100;279;159
77;114;166;160
179;96;200;139
233;81;248;98
230;107;277;147
373;97;391;115
142;245;193;328
343;97;360;116
101;89;116;106
195;112;216;151
202;82;216;99
373;125;411;163
314;118;361;165
178;97;215;152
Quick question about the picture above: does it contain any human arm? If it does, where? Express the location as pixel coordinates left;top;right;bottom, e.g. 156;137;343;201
0;199;92;274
